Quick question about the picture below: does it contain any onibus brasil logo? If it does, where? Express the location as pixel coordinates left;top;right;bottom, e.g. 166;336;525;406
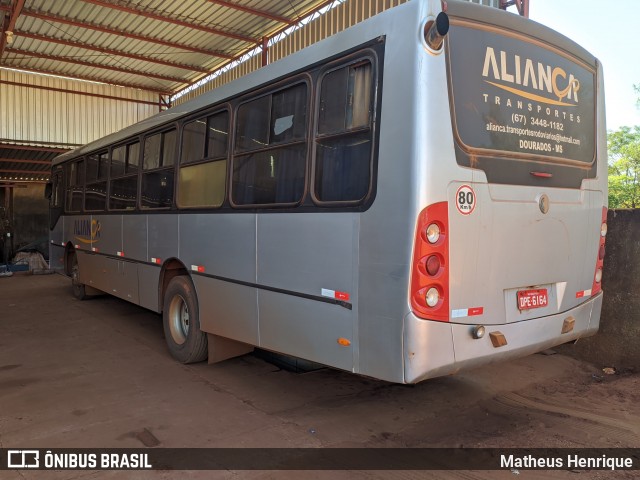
74;219;101;244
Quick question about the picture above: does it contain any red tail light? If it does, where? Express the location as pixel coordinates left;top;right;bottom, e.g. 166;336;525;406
410;202;449;321
591;207;607;296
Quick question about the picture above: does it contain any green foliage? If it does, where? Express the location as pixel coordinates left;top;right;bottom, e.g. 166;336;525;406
608;126;640;208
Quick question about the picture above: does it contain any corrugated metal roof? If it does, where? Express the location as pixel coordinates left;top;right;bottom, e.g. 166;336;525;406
0;0;337;95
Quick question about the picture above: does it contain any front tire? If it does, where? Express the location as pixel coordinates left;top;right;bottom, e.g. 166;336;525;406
163;276;208;364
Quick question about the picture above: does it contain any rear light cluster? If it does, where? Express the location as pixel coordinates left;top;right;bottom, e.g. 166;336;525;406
410;202;449;321
591;207;607;296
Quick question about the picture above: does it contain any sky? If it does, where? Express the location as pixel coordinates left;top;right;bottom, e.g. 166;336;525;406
528;0;640;131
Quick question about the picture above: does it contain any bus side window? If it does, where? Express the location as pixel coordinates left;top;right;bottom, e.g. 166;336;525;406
178;111;228;208
51;171;63;208
142;129;176;209
315;60;373;203
109;142;140;211
65;159;84;213
232;83;307;206
85;151;108;212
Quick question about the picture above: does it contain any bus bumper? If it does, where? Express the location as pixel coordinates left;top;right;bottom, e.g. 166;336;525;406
404;292;603;384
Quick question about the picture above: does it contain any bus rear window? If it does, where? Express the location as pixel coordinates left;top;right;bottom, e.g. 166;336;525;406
446;22;596;167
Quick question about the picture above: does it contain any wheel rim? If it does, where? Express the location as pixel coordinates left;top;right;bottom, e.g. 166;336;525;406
168;294;189;345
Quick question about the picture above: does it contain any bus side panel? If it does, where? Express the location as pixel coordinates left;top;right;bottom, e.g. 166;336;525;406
256;213;357;371
92;215;120;258
83;214;137;300
256;213;356;304
179;214;257;282
148;214;179;266
123;214;147;263
194;277;258;346
259;291;353;371
63;214;77;252
355;3;426;382
50;215;65;272
78;251;107;291
49;244;66;273
358;206;416;382
180;214;258;342
138;263;161;312
114;259;139;303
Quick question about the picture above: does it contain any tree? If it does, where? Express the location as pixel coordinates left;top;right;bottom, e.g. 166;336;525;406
608;126;640;208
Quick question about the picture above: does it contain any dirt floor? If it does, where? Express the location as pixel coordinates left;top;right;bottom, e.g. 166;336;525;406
0;274;638;479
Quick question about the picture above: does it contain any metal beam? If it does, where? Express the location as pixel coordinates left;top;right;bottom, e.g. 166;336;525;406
0;169;50;175
0;144;71;153
206;0;292;24
22;9;234;60
0;12;9;59
80;0;256;44
1;65;172;95
6;0;25;32
0;159;52;165
0;79;164;106
0;0;24;58
6;48;189;85
15;31;211;74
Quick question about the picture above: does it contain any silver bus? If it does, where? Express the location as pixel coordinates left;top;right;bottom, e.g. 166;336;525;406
48;0;608;384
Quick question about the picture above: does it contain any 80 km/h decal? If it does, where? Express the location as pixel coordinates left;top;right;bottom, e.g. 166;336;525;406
455;185;476;215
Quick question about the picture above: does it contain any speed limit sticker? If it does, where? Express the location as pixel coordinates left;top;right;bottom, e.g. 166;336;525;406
455;185;476;215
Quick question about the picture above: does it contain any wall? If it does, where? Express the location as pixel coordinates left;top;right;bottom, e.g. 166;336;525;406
11;183;49;258
559;209;640;369
0;69;160;147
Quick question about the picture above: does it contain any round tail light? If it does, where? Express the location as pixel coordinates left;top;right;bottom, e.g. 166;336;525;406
426;255;441;276
426;223;440;244
425;287;440;307
594;268;603;283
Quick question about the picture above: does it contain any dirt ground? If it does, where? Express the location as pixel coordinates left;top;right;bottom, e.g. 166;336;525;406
0;274;638;480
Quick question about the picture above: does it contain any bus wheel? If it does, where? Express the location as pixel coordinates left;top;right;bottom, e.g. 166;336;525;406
71;254;87;300
163;276;208;364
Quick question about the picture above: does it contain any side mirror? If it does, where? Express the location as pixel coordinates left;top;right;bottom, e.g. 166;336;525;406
44;182;53;200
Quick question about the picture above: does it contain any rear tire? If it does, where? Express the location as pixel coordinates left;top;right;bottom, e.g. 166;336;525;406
70;253;87;300
162;275;208;363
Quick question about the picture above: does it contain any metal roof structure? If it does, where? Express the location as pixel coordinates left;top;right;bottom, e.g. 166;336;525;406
0;0;341;183
0;142;64;183
0;0;340;97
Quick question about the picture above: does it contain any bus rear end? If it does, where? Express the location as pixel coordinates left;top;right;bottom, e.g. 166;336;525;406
405;2;607;383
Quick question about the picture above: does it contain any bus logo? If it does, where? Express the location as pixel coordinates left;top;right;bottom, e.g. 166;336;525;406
455;185;476;215
74;219;101;244
481;46;580;106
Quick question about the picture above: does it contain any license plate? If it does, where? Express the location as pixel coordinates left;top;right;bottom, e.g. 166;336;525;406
517;289;548;310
